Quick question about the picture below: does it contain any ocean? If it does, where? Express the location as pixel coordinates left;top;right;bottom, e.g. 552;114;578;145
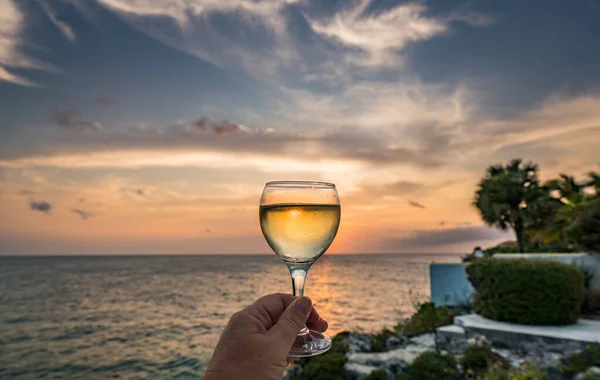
0;254;460;379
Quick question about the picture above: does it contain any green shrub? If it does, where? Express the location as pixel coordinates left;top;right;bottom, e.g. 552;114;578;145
467;258;585;325
364;369;388;380
291;333;349;380
396;301;454;336
480;362;543;380
568;199;600;253
395;374;410;380
370;328;396;352
460;343;494;374
406;351;457;380
460;343;508;376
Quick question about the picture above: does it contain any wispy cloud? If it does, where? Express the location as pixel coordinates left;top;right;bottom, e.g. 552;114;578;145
90;0;489;81
383;226;512;249
51;110;104;131
0;67;41;87
72;209;92;220
408;200;426;209
309;1;448;67
0;0;61;86
42;2;76;42
29;200;52;214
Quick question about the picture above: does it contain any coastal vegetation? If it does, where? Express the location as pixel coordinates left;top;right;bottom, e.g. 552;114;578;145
473;159;600;253
467;258;585;325
288;158;600;379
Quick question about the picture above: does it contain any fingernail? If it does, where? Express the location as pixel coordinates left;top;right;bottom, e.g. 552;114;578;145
295;297;311;315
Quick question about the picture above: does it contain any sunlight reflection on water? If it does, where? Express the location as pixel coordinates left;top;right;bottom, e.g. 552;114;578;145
0;254;459;378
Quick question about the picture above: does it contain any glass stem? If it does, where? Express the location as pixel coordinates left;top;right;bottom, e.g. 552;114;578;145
288;263;311;335
291;269;307;297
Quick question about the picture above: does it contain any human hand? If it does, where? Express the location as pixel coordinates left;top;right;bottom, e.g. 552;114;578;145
202;293;328;380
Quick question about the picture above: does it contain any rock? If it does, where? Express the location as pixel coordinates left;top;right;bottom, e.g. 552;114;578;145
436;325;468;354
344;362;381;380
346;344;428;372
343;333;372;353
385;336;404;351
492;346;565;370
588;367;600;375
408;333;436;348
467;333;490;347
575;367;600;380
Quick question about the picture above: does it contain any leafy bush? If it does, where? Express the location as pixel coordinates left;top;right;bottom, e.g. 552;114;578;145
467;258;585;325
480;362;543;380
406;351;457;380
395;301;454;336
460;343;509;376
369;328;396;352
291;333;349;380
568;199;600;253
364;369;389;380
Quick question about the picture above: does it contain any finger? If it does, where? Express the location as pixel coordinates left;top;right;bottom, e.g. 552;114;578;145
243;293;296;330
267;296;312;345
307;307;321;324
307;317;328;333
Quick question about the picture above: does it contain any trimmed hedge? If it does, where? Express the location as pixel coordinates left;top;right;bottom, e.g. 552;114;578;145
467;258;585;325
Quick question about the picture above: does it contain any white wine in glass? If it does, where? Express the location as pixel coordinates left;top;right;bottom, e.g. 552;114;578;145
259;181;341;357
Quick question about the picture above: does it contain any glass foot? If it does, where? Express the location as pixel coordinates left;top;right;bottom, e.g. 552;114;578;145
288;329;332;357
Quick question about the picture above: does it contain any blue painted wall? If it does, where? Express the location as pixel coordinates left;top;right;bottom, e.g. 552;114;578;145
430;263;474;306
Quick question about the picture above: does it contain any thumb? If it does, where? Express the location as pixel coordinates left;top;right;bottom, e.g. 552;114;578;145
267;296;312;345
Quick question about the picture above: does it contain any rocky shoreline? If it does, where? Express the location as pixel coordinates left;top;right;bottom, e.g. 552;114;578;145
285;327;600;380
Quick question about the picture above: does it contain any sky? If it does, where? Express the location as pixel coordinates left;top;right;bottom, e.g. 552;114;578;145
1;0;600;255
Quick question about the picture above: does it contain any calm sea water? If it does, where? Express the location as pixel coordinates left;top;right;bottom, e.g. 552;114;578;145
0;254;460;379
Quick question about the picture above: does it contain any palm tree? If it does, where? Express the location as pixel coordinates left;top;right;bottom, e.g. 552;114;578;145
539;174;588;249
584;171;600;196
473;159;548;253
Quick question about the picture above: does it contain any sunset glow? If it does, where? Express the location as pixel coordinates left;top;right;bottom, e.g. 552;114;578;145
1;0;599;255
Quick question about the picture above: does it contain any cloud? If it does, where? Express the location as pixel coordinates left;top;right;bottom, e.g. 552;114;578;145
0;0;61;86
0;112;449;170
191;117;249;136
309;1;448;67
439;221;446;226
89;0;489;81
29;200;52;214
408;200;426;209
51;110;104;131
135;188;146;197
383;226;512;249
72;209;92;220
19;189;33;196
0;67;41;87
42;2;76;42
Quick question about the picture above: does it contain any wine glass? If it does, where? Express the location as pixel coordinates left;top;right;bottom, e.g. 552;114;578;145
259;181;341;357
